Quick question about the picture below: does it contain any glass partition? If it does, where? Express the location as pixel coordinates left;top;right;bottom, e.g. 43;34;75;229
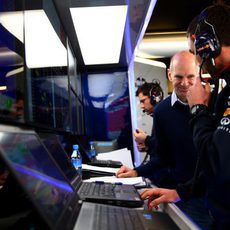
82;71;133;152
0;0;25;123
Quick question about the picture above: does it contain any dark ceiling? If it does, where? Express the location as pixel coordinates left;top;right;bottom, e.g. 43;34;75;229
146;0;214;33
53;0;227;69
142;0;216;66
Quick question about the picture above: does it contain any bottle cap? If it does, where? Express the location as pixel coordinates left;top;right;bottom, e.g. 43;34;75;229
73;144;79;150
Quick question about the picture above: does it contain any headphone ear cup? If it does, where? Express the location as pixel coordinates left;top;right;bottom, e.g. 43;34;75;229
150;95;156;105
195;32;220;59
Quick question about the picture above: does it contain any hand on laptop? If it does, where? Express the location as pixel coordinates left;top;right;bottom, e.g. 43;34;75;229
140;188;181;211
116;165;138;178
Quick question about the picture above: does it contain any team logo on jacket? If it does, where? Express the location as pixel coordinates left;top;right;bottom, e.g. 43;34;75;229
220;117;230;126
218;108;230;133
223;107;230;117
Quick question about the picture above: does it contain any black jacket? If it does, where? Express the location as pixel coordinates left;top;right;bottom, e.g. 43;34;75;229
177;74;230;228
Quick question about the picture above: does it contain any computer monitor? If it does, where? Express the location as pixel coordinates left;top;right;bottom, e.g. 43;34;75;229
0;130;77;229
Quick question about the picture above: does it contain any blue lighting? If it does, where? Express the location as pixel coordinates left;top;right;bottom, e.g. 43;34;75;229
14;163;73;192
143;213;153;220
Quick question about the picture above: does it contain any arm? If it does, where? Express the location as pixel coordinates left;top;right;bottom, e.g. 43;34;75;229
140;188;181;210
186;77;214;155
116;165;138;178
144;135;155;151
134;128;147;144
187;78;230;177
116;156;163;179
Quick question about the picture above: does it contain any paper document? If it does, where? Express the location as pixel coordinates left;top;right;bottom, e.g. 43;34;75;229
82;164;119;174
84;176;144;185
96;148;133;168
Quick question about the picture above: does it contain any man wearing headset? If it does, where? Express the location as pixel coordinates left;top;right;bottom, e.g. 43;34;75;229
134;81;163;154
141;2;230;228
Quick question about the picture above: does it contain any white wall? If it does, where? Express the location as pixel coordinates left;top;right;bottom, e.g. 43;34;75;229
133;57;167;164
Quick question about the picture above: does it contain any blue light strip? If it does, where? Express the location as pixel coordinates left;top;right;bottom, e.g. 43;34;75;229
14;163;73;192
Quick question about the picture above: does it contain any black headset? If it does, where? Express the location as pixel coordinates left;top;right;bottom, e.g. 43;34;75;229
149;81;163;106
194;10;221;60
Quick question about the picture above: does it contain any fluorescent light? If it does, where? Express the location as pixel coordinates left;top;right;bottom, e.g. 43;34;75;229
0;10;67;68
24;10;67;68
0;86;7;91
6;67;24;77
0;11;24;42
135;56;166;68
70;5;128;65
137;32;188;59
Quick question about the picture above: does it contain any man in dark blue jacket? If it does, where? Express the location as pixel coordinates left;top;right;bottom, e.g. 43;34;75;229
117;50;199;187
141;2;230;229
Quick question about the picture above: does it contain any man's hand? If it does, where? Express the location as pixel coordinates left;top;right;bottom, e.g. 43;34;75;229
137;142;148;152
134;128;147;143
116;165;138;178
140;188;181;210
187;77;211;108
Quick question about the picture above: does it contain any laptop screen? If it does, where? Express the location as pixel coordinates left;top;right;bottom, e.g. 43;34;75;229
0;131;75;229
40;134;79;184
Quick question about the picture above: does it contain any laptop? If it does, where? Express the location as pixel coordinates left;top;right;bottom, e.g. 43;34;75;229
34;132;143;208
0;129;179;230
38;133;116;179
87;157;122;168
75;135;122;168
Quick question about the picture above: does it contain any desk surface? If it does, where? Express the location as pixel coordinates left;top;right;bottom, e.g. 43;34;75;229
145;182;200;230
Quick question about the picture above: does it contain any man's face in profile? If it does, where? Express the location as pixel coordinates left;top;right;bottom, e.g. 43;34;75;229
138;92;153;115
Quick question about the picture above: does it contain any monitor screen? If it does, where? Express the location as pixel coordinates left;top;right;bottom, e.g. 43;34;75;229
0;131;74;228
40;134;78;184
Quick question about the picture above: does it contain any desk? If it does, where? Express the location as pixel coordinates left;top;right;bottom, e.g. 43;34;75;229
163;203;200;230
144;182;200;230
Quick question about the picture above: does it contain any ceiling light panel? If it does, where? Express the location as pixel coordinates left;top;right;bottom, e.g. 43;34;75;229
24;10;67;68
70;5;128;65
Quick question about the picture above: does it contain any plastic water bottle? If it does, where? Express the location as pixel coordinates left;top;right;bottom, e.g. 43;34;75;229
71;144;82;176
89;141;96;158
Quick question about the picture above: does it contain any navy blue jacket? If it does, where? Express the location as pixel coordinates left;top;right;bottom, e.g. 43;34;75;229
136;96;198;188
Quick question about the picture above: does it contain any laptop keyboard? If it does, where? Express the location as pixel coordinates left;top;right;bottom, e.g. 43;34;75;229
93;204;144;230
80;182;116;198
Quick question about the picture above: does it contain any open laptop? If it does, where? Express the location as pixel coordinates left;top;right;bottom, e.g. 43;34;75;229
28;132;143;208
0;128;179;230
38;133;116;180
75;135;122;168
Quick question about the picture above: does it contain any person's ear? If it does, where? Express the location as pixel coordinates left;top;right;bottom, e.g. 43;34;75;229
167;68;173;82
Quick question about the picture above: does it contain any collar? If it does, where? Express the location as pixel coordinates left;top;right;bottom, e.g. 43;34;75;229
171;91;188;107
